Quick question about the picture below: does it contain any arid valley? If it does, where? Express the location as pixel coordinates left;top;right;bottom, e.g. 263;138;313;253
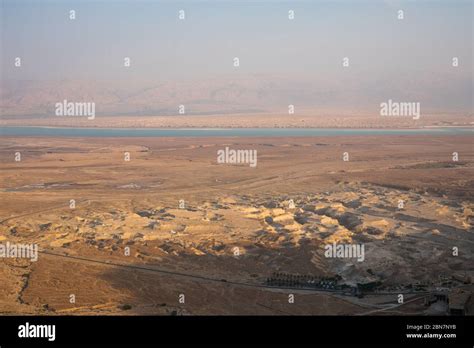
0;134;473;315
1;1;473;346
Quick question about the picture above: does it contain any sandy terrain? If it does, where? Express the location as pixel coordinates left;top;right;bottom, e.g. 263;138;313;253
0;135;473;315
2;112;473;128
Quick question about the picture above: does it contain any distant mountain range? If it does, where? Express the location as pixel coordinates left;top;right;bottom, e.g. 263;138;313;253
1;72;472;117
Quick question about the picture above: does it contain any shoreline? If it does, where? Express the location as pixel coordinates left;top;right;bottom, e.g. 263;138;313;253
1;126;473;138
2;124;473;130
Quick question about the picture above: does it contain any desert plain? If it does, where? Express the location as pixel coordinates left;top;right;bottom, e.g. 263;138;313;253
0;134;473;315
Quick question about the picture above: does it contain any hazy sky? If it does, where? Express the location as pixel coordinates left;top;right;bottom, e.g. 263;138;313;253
2;0;472;80
1;0;472;114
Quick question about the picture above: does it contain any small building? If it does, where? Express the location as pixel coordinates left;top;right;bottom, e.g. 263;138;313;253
448;290;471;316
424;294;437;307
433;290;449;303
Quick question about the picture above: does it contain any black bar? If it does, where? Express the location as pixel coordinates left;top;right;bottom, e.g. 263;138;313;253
0;315;472;346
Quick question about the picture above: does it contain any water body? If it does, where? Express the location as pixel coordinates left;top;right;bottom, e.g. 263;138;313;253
1;127;473;137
